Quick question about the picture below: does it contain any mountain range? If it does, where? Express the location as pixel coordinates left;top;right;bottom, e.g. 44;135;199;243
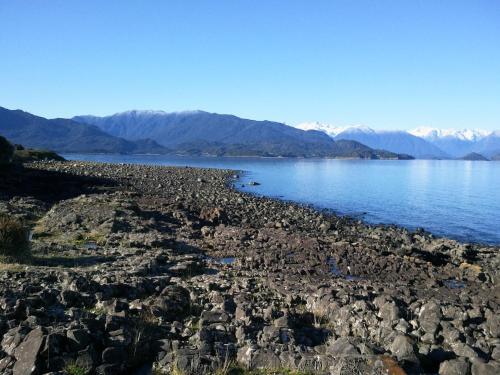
73;110;410;158
0;107;408;159
0;107;168;154
296;122;500;159
1;105;497;160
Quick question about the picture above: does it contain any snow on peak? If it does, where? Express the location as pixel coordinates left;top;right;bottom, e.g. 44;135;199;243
113;109;204;117
409;127;492;141
295;122;374;137
117;109;168;116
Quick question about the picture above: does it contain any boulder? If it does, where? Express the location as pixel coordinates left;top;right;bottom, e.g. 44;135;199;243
471;360;500;375
389;335;417;361
439;358;470;375
379;301;401;322
326;337;359;357
200;310;230;325
150;285;191;320
419;301;442;334
250;349;281;369
13;327;45;375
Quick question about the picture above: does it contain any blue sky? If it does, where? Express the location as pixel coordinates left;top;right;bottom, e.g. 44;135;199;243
0;0;499;130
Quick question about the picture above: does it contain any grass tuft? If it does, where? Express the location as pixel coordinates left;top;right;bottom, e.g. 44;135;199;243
0;214;31;263
64;362;89;375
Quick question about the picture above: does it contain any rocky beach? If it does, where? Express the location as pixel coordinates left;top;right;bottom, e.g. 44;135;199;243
0;161;499;375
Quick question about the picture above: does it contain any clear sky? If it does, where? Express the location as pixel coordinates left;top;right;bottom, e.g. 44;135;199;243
1;0;499;130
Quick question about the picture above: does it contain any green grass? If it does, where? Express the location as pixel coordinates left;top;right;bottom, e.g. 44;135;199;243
64;363;88;375
162;360;316;375
225;367;315;375
70;232;105;247
84;305;107;316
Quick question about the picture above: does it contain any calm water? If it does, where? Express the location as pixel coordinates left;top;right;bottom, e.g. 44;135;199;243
62;154;500;245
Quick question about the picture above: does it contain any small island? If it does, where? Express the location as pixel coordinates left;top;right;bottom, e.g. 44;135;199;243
459;152;490;161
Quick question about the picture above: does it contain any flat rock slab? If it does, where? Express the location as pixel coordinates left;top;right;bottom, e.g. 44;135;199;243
13;327;44;375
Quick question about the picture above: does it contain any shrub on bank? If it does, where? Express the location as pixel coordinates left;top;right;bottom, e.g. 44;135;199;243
0;214;31;262
0;136;14;165
13;148;65;163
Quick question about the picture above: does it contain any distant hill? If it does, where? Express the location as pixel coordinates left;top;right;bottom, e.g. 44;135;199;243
74;110;410;159
491;153;500;161
459;152;489;161
334;128;447;159
473;132;500;158
0;107;168;154
296;123;448;159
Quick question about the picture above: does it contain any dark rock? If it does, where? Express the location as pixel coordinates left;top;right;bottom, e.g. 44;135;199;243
67;329;91;351
101;346;126;364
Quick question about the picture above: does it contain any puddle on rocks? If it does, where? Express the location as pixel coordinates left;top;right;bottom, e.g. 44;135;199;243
327;257;342;277
218;257;236;265
84;242;98;250
326;257;362;281
204;256;236;265
443;279;465;289
345;275;363;281
133;363;152;375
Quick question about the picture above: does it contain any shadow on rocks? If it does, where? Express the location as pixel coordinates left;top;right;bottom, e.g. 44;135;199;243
0;165;116;204
32;255;116;268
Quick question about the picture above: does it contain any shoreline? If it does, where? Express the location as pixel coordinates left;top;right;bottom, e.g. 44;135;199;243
62;152;500;162
62;154;500;246
0;160;498;374
234;171;498;248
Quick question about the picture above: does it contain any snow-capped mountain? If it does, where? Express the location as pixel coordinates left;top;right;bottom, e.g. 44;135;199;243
295;123;448;159
409;127;497;157
297;122;374;138
409;127;492;142
296;122;500;159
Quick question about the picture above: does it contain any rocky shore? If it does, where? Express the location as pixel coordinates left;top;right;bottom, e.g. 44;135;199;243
0;161;499;375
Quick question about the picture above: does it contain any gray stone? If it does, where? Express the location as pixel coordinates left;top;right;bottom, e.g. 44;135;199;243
471;360;500;375
379;301;400;322
13;327;45;375
389;335;416;361
200;310;229;325
491;346;500;361
327;337;359;357
439;358;470;375
485;309;499;338
0;356;14;373
419;301;442;333
250;349;281;369
452;342;479;359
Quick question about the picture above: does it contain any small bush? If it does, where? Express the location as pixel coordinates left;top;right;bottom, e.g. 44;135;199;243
0;136;14;165
0;215;31;262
